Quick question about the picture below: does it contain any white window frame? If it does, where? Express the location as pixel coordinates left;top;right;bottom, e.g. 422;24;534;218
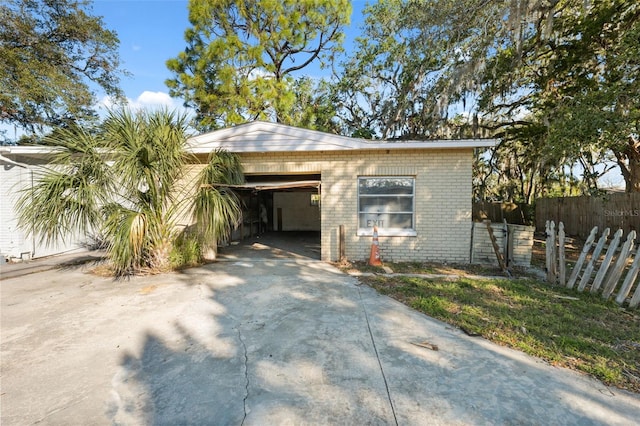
357;176;417;237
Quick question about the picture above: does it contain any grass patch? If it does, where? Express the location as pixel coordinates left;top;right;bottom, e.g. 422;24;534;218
360;274;640;393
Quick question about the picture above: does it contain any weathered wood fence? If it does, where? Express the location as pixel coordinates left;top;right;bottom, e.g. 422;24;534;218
546;221;640;309
473;201;531;225
536;193;640;239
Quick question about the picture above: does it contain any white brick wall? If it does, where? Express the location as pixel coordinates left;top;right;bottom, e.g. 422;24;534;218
233;148;474;263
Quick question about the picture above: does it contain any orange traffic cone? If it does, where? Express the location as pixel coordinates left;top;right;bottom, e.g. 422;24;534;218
369;226;382;266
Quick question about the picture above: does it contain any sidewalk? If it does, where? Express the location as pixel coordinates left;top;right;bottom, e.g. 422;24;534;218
0;250;106;280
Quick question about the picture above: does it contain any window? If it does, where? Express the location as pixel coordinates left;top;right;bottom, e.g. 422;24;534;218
358;177;415;236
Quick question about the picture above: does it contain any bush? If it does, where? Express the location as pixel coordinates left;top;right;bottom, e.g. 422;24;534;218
170;232;202;269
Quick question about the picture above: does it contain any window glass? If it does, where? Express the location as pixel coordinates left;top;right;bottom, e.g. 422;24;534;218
358;178;414;195
359;196;413;212
358;177;415;231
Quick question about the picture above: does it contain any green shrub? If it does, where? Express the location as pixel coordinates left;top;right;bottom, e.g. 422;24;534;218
170;232;202;269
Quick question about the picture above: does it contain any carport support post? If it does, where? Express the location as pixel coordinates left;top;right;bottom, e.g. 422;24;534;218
339;225;346;262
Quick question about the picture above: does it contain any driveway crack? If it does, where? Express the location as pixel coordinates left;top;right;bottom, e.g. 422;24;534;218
358;286;399;426
236;325;249;425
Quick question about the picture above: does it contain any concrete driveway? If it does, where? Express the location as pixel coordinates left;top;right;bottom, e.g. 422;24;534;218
1;255;639;425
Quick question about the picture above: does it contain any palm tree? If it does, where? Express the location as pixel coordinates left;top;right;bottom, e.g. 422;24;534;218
16;109;244;276
191;148;244;260
15;124;112;247
99;109;190;274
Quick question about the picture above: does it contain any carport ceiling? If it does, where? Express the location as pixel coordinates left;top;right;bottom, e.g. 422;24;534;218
221;180;321;191
241;180;320;191
240;173;321;191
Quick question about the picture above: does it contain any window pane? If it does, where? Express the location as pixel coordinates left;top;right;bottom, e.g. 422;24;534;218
388;213;413;228
359;178;413;195
359;196;413;213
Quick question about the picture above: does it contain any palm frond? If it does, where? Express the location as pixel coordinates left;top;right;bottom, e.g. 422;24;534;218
191;149;244;245
103;204;149;275
14;107;223;276
192;186;242;244
199;148;245;185
103;108;190;208
99;108;190;275
15;126;111;245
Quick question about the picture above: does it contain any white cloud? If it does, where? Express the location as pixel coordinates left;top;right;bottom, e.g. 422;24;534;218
248;68;274;80
133;91;177;109
97;91;188;114
96;94;117;111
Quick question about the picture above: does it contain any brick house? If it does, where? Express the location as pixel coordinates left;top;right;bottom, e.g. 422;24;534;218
186;121;496;263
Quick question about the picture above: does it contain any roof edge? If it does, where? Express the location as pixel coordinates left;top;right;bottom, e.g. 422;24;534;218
187;121;498;154
0;145;61;156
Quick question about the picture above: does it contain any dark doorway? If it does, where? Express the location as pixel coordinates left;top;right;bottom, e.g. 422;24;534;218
232;174;321;245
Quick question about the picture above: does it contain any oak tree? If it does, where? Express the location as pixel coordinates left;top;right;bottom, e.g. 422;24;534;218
337;0;640;194
0;0;125;139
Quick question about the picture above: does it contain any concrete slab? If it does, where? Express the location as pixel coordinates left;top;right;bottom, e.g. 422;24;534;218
0;250;106;281
1;258;638;425
218;231;321;261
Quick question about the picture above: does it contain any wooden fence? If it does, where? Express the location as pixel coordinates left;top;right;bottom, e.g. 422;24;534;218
536;193;640;239
545;221;640;309
473;201;531;225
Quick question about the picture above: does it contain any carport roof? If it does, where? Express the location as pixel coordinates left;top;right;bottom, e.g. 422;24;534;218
187;121;497;154
211;180;321;191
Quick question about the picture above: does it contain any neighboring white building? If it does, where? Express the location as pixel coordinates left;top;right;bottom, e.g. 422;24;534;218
0;146;88;260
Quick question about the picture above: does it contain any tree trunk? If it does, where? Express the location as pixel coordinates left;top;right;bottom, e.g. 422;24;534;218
202;240;217;261
150;238;173;272
627;161;640;192
615;136;640;192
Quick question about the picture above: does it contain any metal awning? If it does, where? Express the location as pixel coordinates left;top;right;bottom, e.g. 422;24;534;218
202;180;321;191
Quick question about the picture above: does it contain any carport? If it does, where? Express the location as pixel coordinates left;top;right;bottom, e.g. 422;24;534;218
219;175;322;259
231;175;321;235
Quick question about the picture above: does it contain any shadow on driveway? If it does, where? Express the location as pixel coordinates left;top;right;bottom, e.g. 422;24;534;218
1;257;639;424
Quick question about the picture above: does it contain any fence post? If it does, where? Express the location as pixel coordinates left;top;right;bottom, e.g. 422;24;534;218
616;245;640;305
545;221;551;278
558;222;566;286
339;224;345;262
591;229;623;294
578;228;610;292
546;221;557;283
602;230;636;299
567;226;597;289
629;280;640;308
503;219;510;267
470;221;475;263
485;220;507;273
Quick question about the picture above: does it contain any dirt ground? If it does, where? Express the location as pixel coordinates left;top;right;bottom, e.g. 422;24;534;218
532;233;585;268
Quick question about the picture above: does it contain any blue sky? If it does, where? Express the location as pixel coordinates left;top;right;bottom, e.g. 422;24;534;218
91;0;367;111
